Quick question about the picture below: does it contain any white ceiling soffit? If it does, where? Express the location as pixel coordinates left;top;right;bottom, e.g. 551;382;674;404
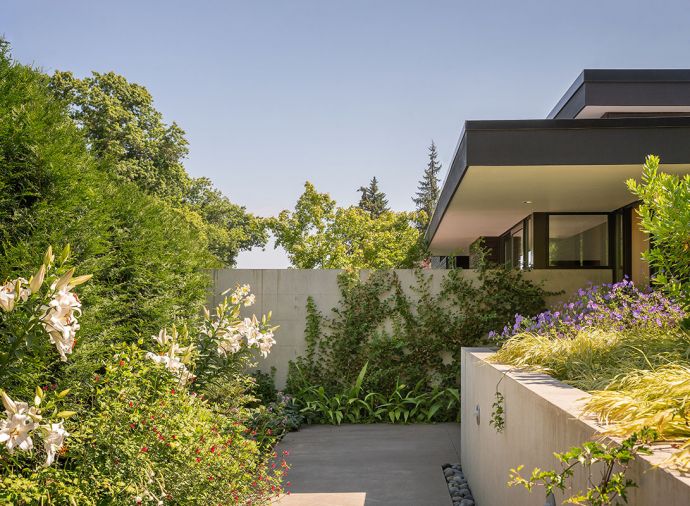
430;163;690;256
576;105;690;119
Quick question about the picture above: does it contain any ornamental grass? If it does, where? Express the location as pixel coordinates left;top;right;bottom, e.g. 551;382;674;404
492;326;690;391
583;365;690;472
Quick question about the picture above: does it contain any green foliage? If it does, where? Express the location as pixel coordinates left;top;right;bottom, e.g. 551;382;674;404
48;70;267;267
0;43;214;389
269;181;425;269
49;70;190;201
251;368;278;405
0;43;285;505
490;390;505;433
70;345;285;505
287;262;548;397
413;141;442;229
296;363;460;424
509;429;656;505
250;392;304;446
357;176;389;218
627;155;690;313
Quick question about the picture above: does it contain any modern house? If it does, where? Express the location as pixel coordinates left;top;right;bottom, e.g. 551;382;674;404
426;70;690;285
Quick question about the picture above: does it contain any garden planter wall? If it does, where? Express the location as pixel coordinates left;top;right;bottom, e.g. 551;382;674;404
211;269;611;388
461;348;690;506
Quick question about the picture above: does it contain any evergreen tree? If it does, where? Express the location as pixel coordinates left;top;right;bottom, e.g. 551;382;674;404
358;177;389;218
413;141;442;228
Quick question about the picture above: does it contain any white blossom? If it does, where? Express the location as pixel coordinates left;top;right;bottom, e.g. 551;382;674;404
238;317;260;346
41;287;82;361
229;284;253;306
152;329;170;347
217;329;243;356
0;278;30;312
146;351;195;385
0;391;40;454
42;422;69;466
256;331;276;358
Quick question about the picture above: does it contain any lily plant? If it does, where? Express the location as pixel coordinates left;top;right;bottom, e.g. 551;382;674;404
0;245;88;467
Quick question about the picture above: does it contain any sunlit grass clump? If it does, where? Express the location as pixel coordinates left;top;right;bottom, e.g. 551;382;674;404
584;365;690;472
492;327;690;391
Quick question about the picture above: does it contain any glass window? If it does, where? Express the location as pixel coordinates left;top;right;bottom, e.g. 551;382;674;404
503;221;526;269
548;215;609;267
525;216;533;269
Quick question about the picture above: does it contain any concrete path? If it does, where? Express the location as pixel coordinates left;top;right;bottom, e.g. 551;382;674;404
273;423;460;506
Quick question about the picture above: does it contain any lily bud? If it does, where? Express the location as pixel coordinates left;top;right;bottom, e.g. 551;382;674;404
43;246;54;267
29;265;46;293
54;268;75;291
68;274;92;287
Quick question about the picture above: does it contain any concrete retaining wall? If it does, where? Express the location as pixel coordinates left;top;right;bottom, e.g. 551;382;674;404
461;348;690;506
211;269;611;388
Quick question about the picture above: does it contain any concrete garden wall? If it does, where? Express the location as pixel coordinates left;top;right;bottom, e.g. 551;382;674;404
461;348;690;506
211;269;611;388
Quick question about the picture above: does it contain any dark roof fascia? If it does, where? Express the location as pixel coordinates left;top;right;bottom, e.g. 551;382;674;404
547;70;586;119
425;116;690;243
548;69;690;119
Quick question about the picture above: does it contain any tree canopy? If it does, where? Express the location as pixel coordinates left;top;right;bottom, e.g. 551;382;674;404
48;71;266;266
270;182;424;269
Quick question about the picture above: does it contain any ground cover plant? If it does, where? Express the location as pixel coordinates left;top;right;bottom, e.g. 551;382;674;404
293;362;459;424
286;251;549;422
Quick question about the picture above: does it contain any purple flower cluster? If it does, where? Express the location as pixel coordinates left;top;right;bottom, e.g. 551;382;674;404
490;278;686;341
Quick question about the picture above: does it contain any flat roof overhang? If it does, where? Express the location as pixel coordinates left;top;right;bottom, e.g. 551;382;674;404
426;116;690;255
548;69;690;119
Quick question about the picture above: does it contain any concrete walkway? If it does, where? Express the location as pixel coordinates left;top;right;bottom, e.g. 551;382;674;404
273;423;460;506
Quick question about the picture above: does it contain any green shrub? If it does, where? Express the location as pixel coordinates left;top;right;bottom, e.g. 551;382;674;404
71;345;285;505
627;155;690;315
0;41;214;390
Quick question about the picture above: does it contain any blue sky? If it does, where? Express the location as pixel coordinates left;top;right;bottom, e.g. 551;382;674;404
5;1;690;267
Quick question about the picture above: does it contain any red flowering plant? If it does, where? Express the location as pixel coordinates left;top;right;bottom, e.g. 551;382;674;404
74;343;287;505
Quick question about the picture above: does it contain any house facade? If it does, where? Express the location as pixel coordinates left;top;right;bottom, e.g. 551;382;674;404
426;70;690;286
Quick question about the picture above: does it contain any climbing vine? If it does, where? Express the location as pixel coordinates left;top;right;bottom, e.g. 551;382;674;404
286;255;550;398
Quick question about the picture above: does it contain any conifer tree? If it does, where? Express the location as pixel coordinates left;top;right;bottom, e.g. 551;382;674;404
413;141;442;228
358;177;389;218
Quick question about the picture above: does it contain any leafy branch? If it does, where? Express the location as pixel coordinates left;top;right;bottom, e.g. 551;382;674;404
508;429;657;505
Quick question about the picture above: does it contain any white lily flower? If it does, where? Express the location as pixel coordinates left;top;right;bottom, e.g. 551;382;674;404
0;278;28;312
0;392;40;454
152;329;170;347
244;293;256;307
146;352;196;385
256;331;276;358
238;317;260;346
217;330;243;356
41;287;82;360
0;281;16;312
42;422;69;466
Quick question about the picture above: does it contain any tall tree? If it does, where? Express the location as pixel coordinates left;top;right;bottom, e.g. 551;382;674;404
49;71;190;200
48;71;266;266
358;176;389;218
270;182;423;269
413;141;442;228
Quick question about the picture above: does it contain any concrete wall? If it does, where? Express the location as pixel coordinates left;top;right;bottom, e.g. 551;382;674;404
461;348;690;506
211;269;612;388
